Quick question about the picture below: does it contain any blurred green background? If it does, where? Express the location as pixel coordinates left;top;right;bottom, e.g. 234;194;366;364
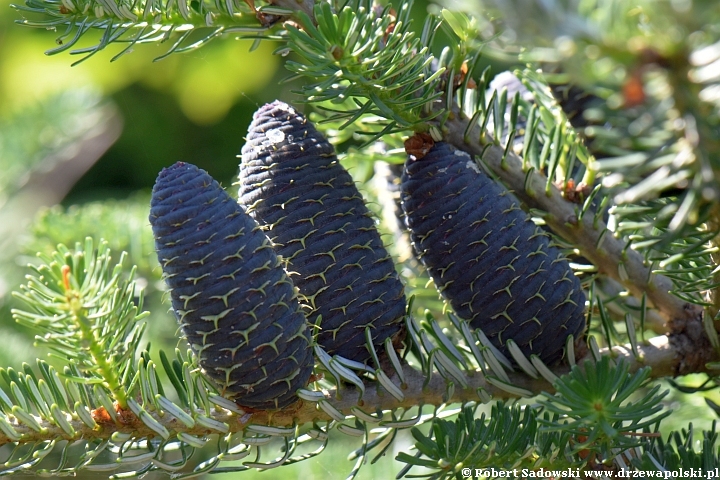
0;0;287;362
2;0;720;478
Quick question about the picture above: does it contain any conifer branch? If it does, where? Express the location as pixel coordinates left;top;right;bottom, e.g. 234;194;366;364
0;328;712;448
666;50;720;320
6;1;720;477
594;277;667;334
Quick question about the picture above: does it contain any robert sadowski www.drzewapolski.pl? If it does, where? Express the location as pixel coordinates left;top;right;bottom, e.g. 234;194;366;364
461;467;719;478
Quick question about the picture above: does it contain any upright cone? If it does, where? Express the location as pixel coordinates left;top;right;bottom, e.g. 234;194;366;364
238;101;406;364
401;142;586;365
150;162;313;409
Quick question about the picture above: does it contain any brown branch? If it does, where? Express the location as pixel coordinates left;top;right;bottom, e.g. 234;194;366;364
0;328;712;447
594;276;667;334
270;0;314;18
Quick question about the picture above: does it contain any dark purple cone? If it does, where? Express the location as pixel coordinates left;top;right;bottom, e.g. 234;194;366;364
150;162;313;409
401;142;586;365
238;101;406;365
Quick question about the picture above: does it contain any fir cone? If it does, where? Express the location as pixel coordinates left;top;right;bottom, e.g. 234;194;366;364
486;71;602;146
401;142;586;365
485;71;535;152
238;101;406;364
549;83;601;129
150;162;313;409
487;71;606;214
